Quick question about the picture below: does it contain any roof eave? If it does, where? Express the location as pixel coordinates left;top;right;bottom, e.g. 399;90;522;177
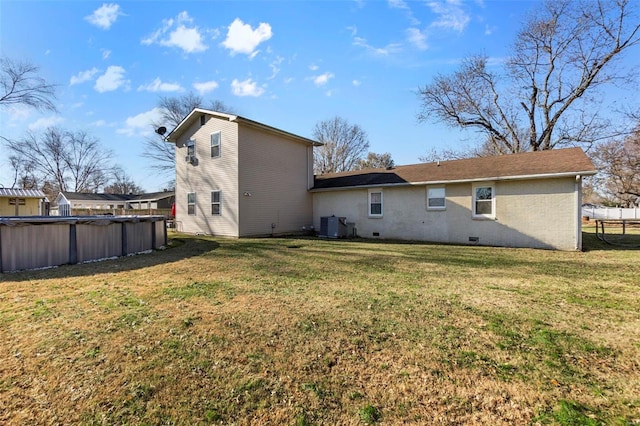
311;170;598;192
166;108;322;146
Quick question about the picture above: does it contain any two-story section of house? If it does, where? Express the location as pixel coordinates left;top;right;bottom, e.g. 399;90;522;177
166;109;321;237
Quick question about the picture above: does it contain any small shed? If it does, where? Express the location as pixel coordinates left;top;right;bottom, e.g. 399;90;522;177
0;188;47;216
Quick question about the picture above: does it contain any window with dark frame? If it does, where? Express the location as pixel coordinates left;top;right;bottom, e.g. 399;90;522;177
211;190;221;215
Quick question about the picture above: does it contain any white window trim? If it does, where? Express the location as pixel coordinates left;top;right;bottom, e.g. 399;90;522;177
368;188;383;218
472;182;496;219
211;190;221;216
187;139;196;157
210;131;221;158
187;192;196;216
427;186;446;210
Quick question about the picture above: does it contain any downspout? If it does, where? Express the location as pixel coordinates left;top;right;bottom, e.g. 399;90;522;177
575;175;582;251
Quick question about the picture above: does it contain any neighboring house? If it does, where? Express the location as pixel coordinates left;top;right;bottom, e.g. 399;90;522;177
312;148;597;251
0;188;47;216
53;191;175;216
166;108;321;236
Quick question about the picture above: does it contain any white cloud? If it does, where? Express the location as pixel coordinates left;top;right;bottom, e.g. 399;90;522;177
101;49;112;60
427;0;470;32
85;3;122;30
142;12;207;53
352;79;361;86
231;78;265;97
309;64;319;71
484;24;496;36
94;65;129;93
117;107;164;137
406;28;428;50
28;116;64;131
353;37;402;57
268;56;284;80
137;78;183;92
388;0;420;25
222;18;272;57
70;68;99;86
313;72;334;87
91;119;108;127
193;80;219;94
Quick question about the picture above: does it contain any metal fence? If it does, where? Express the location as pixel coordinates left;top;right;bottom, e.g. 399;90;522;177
0;216;166;273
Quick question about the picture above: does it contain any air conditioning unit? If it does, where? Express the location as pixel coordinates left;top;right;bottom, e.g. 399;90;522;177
320;216;348;238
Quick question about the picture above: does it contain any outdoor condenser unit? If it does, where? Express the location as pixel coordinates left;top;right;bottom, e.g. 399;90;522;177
320;216;347;238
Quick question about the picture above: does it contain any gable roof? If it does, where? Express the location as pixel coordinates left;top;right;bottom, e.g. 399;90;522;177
165;108;322;146
313;148;597;191
0;188;46;198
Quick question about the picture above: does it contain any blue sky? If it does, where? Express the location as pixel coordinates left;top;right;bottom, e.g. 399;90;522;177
0;0;635;192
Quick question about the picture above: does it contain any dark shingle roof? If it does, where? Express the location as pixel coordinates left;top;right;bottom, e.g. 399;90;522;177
61;192;135;202
130;191;174;201
313;148;596;190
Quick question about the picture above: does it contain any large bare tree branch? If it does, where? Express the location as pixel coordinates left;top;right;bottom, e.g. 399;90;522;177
313;117;370;174
0;57;57;112
418;0;640;155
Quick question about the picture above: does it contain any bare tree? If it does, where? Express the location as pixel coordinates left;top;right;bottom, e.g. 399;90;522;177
5;127;115;198
313;117;370;174
104;168;144;194
0;56;57;112
356;152;395;170
591;124;640;206
417;0;640;155
142;92;236;173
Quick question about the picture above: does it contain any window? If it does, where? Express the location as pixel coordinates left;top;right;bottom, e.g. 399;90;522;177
187;139;196;158
427;187;446;209
210;131;221;158
187;192;196;215
473;184;495;218
369;190;383;217
211;191;221;216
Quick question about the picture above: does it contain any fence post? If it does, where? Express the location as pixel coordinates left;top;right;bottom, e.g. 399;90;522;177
0;226;3;273
151;220;156;250
69;223;78;264
121;221;128;256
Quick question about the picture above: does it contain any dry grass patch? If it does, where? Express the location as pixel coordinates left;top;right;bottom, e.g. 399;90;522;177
1;231;639;425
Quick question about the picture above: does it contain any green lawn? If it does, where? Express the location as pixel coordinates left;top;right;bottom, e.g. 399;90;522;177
1;230;639;425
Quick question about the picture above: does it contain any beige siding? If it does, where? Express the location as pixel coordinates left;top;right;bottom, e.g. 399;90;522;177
0;197;41;216
174;117;240;236
237;125;314;236
313;177;580;250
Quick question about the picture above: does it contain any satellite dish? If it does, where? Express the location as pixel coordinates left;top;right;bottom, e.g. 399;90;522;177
155;126;167;136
